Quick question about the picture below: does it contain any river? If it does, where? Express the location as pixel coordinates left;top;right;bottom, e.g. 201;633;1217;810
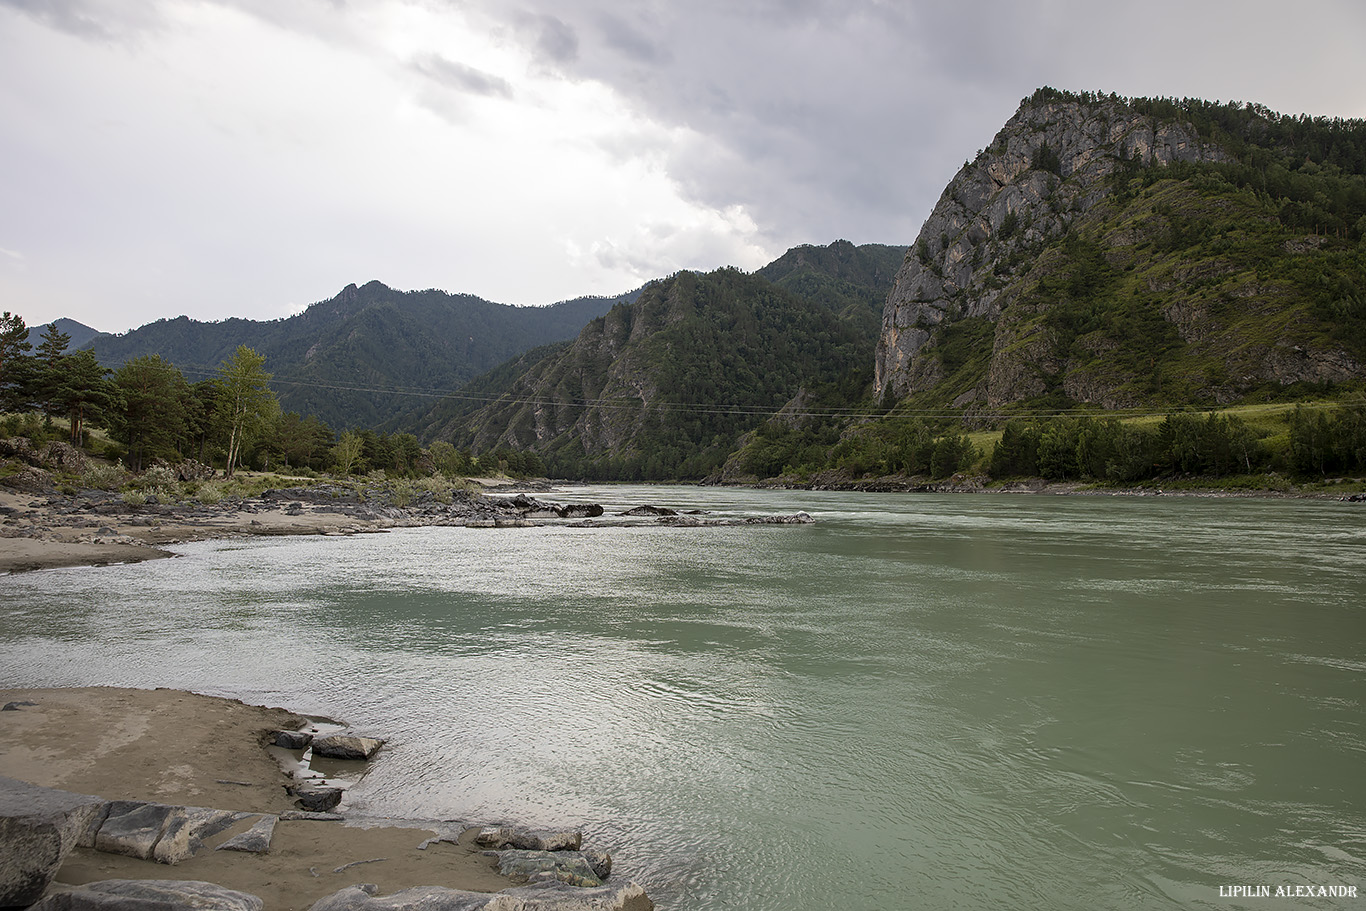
2;486;1363;909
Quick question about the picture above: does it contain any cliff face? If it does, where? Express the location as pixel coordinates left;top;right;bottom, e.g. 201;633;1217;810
874;91;1366;412
875;95;1232;402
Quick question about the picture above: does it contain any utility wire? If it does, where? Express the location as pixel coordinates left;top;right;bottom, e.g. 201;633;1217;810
168;359;1347;424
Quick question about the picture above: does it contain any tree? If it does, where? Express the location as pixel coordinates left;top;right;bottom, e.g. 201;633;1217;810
0;312;32;411
213;346;277;477
111;355;192;471
33;323;72;418
52;349;118;446
331;431;363;475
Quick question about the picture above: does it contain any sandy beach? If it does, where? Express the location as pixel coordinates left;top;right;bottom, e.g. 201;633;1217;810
0;687;516;911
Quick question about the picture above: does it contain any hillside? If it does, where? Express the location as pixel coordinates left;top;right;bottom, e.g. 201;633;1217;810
86;282;631;429
419;242;903;479
875;88;1366;415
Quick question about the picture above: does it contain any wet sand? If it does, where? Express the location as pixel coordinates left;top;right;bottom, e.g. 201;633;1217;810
0;687;511;911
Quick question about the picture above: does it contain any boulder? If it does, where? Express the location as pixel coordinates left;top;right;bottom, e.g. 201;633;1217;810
39;442;88;474
215;815;277;854
286;785;343;813
486;882;652;911
30;879;264;911
307;881;653;911
94;801;244;864
495;851;602;888
557;505;603;519
272;731;313;750
0;776;109;908
619;506;675;517
1;465;53;492
473;826;581;852
311;734;384;761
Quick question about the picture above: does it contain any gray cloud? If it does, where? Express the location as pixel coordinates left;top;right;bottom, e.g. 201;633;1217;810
468;0;1366;251
0;0;163;41
413;54;515;99
518;12;578;66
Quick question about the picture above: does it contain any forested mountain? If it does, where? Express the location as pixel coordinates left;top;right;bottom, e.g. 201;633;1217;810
415;241;904;479
875;87;1366;414
49;318;105;350
85;282;632;429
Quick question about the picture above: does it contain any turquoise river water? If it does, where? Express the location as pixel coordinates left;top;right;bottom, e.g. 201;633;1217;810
2;486;1364;910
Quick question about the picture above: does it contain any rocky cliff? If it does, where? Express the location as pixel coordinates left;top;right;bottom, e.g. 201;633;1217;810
874;88;1365;410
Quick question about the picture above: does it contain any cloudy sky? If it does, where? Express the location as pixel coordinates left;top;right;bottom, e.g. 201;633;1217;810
3;0;1365;334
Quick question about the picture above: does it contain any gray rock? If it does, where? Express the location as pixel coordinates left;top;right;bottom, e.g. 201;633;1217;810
557;505;603;519
287;785;343;813
93;801;244;864
0;776;109;908
486;882;652;911
311;734;384;761
474;826;582;852
31;878;264;911
495;851;602;888
308;885;491;911
307;882;652;911
272;730;313;750
580;850;611;881
619;506;675;517
279;810;344;822
215;815;277;854
2;701;37;711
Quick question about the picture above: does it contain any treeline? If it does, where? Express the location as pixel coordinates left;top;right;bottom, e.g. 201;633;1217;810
733;412;978;481
989;405;1366;481
0;312;537;480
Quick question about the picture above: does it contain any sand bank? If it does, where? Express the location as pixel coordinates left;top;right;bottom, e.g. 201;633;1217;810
0;687;513;911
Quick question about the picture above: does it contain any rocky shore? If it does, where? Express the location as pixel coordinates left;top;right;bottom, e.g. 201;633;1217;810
0;688;654;911
0;480;814;575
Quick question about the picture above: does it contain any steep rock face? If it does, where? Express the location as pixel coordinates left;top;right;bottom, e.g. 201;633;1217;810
875;96;1231;401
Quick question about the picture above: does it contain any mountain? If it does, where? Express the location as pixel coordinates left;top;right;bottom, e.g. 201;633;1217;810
86;282;632;429
415;241;905;479
49;318;107;350
875;87;1366;414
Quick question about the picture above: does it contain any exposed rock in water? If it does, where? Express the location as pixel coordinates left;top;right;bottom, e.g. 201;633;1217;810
494;850;603;888
474;826;582;852
307;881;654;911
311;734;384;760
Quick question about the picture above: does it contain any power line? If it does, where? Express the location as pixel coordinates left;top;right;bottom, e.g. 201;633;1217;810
167;359;1349;424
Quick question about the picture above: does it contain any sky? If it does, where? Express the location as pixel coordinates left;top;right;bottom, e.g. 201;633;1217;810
3;1;1365;335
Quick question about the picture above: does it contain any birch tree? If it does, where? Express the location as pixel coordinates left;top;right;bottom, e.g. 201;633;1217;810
214;345;277;477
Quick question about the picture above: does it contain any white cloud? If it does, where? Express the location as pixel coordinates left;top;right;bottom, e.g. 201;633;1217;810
3;0;1365;334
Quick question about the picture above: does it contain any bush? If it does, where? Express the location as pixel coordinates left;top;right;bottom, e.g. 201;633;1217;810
81;460;129;491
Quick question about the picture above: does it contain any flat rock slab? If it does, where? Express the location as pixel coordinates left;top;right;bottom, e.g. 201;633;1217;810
308;882;653;911
31;878;264;911
473;827;581;852
95;801;246;864
215;815;278;854
494;851;602;888
311;735;384;761
0;776;109;908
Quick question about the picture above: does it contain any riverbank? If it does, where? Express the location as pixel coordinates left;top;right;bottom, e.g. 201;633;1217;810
0;480;815;574
0;687;520;911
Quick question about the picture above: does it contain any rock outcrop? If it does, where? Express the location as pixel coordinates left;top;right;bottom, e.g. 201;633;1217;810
308;881;653;911
31;879;264;911
875;91;1231;402
0;777;108;908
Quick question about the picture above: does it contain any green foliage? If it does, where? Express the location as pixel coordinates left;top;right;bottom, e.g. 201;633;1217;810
0;312;32;412
987;411;1271;482
214;345;278;477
